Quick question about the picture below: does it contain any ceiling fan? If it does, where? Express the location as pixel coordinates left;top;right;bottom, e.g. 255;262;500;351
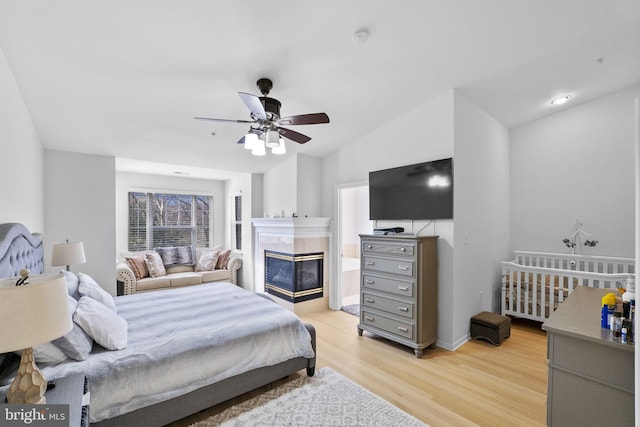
194;78;330;147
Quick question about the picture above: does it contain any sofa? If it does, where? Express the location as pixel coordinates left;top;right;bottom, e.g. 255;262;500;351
116;246;242;295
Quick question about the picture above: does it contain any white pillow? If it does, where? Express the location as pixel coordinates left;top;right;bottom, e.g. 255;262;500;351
74;296;128;350
31;343;68;364
61;270;80;299
52;295;93;361
78;272;116;312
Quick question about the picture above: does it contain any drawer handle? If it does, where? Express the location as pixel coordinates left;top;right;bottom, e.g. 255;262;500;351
398;286;409;291
365;316;375;322
398;306;409;312
400;247;407;252
398;327;409;333
365;280;375;285
398;265;409;271
366;261;375;266
365;298;374;303
366;245;373;249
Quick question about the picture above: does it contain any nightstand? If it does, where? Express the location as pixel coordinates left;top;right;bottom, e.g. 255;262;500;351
1;373;89;426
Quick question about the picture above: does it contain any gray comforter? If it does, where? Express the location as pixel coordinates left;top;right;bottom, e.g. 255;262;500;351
40;282;315;422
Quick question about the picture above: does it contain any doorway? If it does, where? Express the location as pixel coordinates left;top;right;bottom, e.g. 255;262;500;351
338;184;372;310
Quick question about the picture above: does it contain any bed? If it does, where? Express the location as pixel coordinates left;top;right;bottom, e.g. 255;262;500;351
0;223;316;426
501;250;635;323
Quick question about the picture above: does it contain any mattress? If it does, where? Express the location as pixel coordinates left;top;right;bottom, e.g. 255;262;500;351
36;282;315;422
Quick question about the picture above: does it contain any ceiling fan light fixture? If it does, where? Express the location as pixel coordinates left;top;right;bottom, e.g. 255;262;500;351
244;133;258;150
195;78;329;151
265;130;280;148
272;138;286;155
252;139;266;156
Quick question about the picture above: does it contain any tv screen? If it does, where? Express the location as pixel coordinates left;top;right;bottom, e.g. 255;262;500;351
369;158;453;220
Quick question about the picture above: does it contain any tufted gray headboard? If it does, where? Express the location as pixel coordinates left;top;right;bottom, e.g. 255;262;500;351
0;223;44;278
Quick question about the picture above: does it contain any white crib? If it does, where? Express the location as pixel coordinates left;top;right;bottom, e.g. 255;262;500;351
501;251;635;322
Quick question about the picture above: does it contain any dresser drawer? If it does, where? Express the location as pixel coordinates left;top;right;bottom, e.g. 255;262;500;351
362;274;414;297
361;310;414;339
362;256;414;277
362;292;413;318
362;241;415;256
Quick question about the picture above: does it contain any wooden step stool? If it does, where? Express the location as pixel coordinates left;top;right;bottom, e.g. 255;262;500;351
470;311;511;345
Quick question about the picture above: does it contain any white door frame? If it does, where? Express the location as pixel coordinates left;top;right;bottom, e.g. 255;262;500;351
330;180;368;310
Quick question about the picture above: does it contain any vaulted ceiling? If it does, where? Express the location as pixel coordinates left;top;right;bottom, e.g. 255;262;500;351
1;1;639;178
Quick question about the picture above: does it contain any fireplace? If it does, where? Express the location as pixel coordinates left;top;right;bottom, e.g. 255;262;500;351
264;250;324;303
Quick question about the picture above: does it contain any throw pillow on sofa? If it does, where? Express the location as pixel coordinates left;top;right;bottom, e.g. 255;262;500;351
155;246;194;266
195;249;220;272
145;251;167;277
216;249;232;269
126;255;149;280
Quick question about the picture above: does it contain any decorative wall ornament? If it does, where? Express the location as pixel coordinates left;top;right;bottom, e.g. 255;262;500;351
562;219;598;254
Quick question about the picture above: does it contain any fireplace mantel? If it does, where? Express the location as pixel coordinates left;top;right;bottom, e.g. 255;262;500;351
251;217;331;232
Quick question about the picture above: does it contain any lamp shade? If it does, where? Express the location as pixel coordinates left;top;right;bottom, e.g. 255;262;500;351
0;274;72;352
51;241;86;268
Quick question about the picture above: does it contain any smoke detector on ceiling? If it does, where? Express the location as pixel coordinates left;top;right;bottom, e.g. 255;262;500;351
352;29;369;45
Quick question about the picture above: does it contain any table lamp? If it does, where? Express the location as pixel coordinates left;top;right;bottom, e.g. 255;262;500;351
0;272;72;404
51;239;86;271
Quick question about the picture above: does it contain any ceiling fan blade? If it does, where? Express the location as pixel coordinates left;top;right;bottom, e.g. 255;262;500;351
276;112;330;126
194;117;256;124
236;135;245;144
277;127;311;144
238;92;267;120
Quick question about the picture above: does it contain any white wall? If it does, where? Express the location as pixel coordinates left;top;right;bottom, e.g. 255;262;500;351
297;155;322;217
510;84;639;258
263;154;322;218
322;90;457;347
0;47;43;232
263;156;297;217
452;91;510;348
44;150;116;293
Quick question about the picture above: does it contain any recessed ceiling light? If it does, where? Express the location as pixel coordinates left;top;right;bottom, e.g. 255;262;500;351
550;95;571;106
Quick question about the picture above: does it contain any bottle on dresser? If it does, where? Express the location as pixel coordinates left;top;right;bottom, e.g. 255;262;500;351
621;277;635;343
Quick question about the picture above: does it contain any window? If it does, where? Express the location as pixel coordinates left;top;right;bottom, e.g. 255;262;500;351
231;194;242;251
128;191;212;251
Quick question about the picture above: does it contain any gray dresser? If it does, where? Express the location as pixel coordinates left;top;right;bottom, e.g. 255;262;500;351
542;286;634;426
357;234;438;357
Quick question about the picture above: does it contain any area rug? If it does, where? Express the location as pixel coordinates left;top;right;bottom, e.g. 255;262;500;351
190;367;428;427
340;304;360;317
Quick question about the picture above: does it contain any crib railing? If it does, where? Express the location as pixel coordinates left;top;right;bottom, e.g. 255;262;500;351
513;251;635;274
501;251;635;322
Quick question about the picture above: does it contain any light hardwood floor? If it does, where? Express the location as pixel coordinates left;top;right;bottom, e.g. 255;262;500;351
174;310;548;427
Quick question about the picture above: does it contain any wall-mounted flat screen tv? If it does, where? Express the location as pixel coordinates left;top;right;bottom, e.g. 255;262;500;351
369;157;453;220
